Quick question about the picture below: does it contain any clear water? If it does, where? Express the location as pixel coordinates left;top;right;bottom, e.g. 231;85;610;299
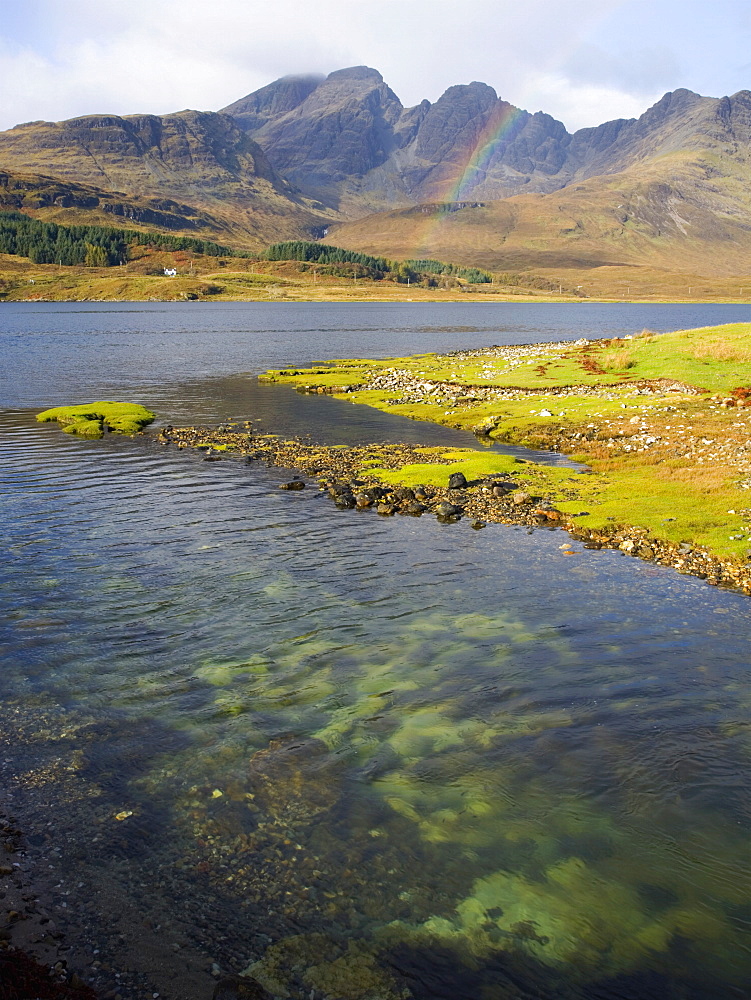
2;302;751;1000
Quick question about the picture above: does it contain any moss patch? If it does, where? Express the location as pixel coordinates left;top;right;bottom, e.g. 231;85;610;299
37;401;156;438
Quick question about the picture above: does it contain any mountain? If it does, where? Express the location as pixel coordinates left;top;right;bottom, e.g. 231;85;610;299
223;69;751;278
0;109;332;248
0;68;750;281
226;69;751;219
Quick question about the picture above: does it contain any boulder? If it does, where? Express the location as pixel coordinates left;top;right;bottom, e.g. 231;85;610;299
436;502;463;517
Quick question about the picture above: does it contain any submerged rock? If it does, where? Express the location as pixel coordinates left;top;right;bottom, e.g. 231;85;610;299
247;737;341;827
213;974;273;1000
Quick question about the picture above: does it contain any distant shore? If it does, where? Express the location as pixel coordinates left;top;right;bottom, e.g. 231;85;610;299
1;251;749;303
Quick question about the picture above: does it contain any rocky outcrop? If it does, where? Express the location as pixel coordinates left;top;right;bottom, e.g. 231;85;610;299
224;67;408;209
0;110;281;197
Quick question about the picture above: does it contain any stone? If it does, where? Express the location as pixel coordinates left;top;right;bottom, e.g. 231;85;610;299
392;487;415;502
448;472;467;489
436;502;462;517
533;506;563;522
472;416;500;436
334;492;356;508
511;491;531;505
402;501;426;516
279;480;305;490
213;974;273;1000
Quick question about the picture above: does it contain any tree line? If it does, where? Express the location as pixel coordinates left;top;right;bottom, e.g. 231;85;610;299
0;215;496;285
263;242;492;284
0;211;245;266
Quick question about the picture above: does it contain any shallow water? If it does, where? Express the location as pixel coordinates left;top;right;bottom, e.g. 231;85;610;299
3;302;751;1000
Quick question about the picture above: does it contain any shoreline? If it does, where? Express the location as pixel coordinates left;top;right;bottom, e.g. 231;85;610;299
157;423;751;595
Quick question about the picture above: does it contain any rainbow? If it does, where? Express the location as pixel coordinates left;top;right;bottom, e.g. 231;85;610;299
405;100;529;259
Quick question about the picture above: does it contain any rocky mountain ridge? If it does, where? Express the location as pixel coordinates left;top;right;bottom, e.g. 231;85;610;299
223;67;751;217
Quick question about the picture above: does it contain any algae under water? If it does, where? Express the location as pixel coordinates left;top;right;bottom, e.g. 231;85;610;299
3;303;751;1000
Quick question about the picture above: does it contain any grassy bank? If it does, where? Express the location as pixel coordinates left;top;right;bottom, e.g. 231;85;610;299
1;250;750;302
260;323;751;585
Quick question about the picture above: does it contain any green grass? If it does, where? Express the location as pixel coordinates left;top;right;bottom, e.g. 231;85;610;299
363;449;526;488
265;324;751;395
37;401;156;438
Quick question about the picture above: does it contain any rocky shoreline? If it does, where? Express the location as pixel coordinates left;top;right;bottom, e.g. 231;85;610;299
157;423;751;595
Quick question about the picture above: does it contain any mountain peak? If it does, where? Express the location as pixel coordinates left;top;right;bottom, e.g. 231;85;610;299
326;66;383;83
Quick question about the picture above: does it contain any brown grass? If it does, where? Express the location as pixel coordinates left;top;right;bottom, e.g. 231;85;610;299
688;341;751;363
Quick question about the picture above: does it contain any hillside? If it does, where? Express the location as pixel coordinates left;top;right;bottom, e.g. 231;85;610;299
326;150;751;286
0;111;333;249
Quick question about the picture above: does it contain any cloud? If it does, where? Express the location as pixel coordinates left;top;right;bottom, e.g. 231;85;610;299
522;73;663;131
0;0;747;133
558;42;681;97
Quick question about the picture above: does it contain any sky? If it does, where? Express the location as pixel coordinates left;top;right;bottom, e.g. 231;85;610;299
0;0;750;134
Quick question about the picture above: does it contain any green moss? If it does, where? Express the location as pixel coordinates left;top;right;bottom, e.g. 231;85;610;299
365;449;523;488
62;417;105;438
37;401;156;436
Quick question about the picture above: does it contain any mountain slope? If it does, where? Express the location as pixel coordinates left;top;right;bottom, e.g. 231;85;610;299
326;149;751;278
0;110;333;248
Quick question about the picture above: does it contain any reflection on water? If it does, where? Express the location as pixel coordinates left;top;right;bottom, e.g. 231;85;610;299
3;405;751;999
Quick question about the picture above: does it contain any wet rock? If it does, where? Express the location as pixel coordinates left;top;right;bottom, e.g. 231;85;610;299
279;480;305;490
436;502;462;517
334;492;356;508
401;501;426;516
213;974;273;1000
354;492;374;507
377;503;395;516
391;487;415;502
448;472;467;489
